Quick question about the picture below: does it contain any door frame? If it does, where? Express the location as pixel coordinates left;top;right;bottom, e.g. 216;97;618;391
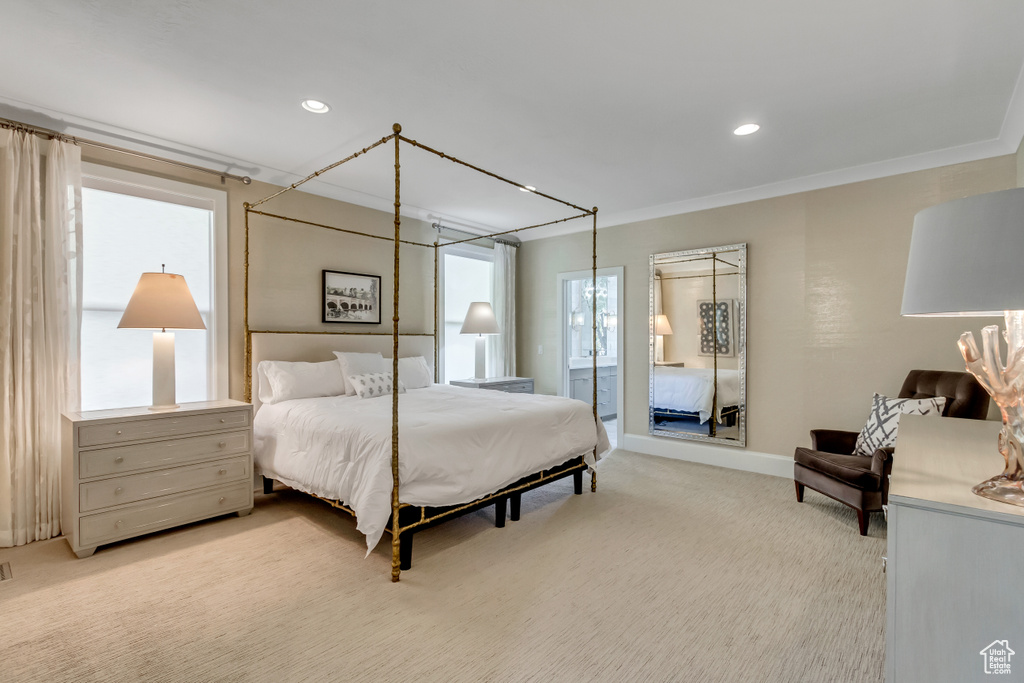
556;266;624;449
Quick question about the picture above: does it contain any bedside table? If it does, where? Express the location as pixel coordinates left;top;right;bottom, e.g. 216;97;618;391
654;361;686;367
450;377;534;394
61;399;254;558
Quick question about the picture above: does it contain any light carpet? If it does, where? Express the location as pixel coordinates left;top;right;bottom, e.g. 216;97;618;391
0;451;886;682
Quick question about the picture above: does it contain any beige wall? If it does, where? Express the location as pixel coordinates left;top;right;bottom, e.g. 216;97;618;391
80;146;433;401
518;155;1016;458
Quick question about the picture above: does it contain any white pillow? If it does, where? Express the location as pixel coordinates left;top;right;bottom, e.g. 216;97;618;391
258;360;347;404
333;352;386;395
383;356;433;390
853;393;946;455
348;372;406;399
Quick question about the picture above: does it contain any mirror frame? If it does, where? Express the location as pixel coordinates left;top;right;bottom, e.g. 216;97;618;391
648;243;747;447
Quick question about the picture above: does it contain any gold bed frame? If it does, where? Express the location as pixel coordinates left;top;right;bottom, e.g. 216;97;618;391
243;124;600;582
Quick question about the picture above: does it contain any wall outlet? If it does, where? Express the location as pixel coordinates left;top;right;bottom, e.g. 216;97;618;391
537;344;543;355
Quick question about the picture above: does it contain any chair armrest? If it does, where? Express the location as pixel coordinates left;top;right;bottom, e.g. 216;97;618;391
810;429;859;454
871;447;895;477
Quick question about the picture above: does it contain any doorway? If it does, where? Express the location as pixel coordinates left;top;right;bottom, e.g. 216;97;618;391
557;267;624;450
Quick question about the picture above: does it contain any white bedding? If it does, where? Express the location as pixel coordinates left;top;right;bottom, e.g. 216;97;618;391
653;367;740;424
254;384;611;553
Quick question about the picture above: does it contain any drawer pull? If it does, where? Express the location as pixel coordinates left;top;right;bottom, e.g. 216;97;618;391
220;418;226;423
114;520;123;529
218;469;228;475
219;442;227;448
219;497;226;504
116;430;123;435
114;456;124;464
114;487;123;495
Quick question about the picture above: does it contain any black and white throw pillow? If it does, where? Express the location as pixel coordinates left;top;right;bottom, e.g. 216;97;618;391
348;372;406;399
853;393;946;456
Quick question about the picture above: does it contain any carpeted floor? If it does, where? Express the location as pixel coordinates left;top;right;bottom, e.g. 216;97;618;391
0;451;886;682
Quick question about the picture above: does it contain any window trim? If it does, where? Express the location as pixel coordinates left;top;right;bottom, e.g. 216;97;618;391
81;163;229;401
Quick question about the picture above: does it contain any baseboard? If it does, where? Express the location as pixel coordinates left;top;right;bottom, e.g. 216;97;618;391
620;433;793;479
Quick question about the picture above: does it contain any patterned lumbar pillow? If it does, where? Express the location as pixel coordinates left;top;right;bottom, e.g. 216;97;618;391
853;393;946;455
348;372;406;399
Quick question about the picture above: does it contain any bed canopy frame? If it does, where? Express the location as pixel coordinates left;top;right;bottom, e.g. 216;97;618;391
243;124;599;581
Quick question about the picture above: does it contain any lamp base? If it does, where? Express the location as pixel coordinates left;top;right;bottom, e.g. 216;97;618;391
959;310;1024;509
972;476;1024;507
152;331;178;410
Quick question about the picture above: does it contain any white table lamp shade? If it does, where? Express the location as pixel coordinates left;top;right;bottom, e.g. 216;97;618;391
459;301;500;335
655;314;674;336
118;272;206;330
460;302;499;380
902;187;1024;317
117;272;205;410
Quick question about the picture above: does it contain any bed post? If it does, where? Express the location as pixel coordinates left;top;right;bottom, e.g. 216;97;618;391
591;206;598;493
244;202;252;403
390;123;403;582
433;241;439;383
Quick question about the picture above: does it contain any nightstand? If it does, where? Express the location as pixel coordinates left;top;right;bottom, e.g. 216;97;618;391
654;361;686;367
450;377;534;394
61;399;254;558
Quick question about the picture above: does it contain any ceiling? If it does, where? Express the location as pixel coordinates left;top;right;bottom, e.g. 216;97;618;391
3;1;1024;237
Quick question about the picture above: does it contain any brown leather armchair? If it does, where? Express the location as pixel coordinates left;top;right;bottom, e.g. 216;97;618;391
794;370;990;535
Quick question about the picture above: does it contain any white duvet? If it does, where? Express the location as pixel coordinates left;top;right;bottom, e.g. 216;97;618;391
653;367;740;424
254;384;610;553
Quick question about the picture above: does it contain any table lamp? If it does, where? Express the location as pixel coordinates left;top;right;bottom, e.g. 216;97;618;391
118;267;206;410
655;314;673;363
901;187;1024;507
460;301;500;380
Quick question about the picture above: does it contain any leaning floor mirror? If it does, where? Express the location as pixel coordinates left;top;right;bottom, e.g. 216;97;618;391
649;243;746;447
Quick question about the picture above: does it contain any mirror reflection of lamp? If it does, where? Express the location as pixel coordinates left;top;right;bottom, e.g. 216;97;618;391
654;314;673;362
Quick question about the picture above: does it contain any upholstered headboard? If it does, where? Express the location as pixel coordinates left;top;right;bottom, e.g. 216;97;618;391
249;332;436;412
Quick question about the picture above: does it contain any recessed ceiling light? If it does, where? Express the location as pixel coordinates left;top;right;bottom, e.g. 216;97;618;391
301;99;330;114
520;185;536;193
733;123;760;136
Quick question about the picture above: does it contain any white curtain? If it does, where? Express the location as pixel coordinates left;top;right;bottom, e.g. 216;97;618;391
0;129;82;547
488;242;516;377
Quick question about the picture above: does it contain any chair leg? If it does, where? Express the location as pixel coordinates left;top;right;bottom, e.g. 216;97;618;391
794;481;804;503
857;509;869;536
495;497;506;528
510;493;521;521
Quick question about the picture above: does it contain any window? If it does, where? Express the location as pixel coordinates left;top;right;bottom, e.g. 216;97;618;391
440;245;493;383
80;165;227;411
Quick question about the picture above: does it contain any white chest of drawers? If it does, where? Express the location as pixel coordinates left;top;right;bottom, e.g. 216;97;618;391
61;400;254;558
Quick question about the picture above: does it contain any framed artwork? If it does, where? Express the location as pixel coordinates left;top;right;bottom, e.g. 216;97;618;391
322;270;381;324
697;299;735;357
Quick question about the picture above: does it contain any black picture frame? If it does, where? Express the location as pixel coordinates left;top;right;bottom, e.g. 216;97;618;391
322;269;381;324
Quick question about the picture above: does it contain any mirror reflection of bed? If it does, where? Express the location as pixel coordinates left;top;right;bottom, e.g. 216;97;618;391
649;244;746;446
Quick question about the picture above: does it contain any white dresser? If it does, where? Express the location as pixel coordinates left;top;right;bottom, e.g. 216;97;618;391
61;399;254;558
886;415;1024;682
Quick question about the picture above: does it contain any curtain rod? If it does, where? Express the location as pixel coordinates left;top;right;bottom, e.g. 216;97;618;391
0;116;252;185
432;222;520;247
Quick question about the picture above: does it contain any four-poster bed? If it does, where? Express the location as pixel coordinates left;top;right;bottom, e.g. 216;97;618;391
243;124;605;582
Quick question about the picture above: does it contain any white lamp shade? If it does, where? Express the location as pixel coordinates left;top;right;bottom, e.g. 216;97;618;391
655;314;674;336
460;301;500;335
902;187;1024;317
118;272;206;330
